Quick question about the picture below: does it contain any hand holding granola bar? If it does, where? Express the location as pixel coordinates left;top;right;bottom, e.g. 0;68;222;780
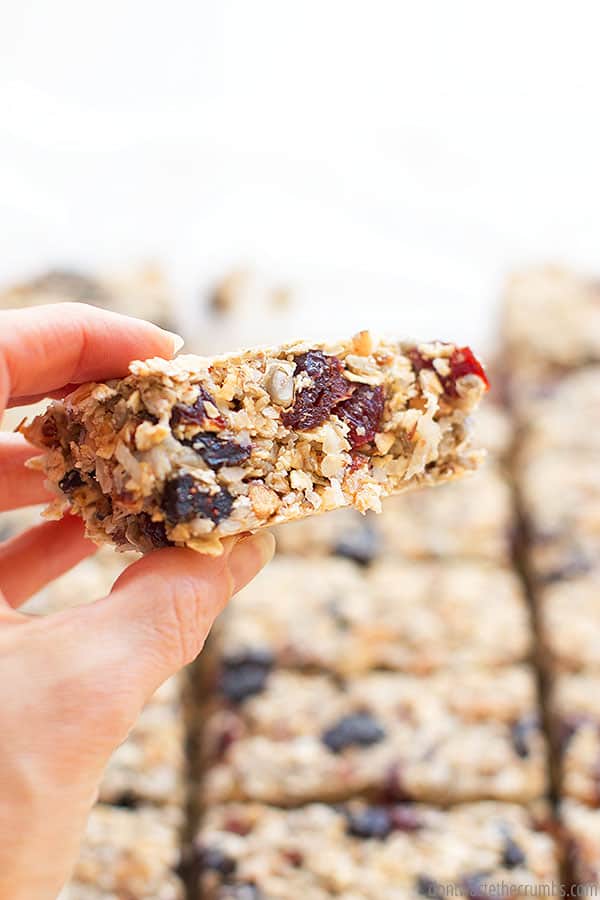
0;304;273;900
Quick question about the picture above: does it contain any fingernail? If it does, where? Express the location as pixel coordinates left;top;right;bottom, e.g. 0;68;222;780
228;531;275;594
163;331;185;354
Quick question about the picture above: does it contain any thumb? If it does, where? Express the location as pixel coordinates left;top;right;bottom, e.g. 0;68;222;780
85;531;275;701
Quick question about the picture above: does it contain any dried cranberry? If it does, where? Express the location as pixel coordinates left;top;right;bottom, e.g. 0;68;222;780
502;835;526;869
417;875;444;899
281;350;353;431
511;716;539;759
346;806;392;839
409;345;489;397
388;805;423;832
321;712;385;753
138;513;172;548
59;469;85;492
183;433;251;468
336;383;385;447
383;765;413;802
334;522;380;565
170;387;224;428
282;849;304;867
219;650;274;703
162;474;233;525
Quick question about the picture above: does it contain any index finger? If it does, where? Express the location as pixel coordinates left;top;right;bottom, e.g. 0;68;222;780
0;303;182;411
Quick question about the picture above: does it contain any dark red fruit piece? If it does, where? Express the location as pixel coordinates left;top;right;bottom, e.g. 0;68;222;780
184;433;251;468
162;474;233;524
138;513;172;548
281;350;353;431
416;875;444;899
510;716;539;759
170;387;224;428
219;650;274;704
336;383;385;447
334;522;380;565
321;712;385;753
502;835;526;869
409;345;489;397
346;806;392;839
388;805;423;832
282;849;304;867
59;469;85;492
197;846;237;876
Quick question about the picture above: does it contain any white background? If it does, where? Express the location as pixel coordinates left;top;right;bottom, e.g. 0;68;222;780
1;1;599;354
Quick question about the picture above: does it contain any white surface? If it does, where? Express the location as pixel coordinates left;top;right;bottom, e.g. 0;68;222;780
1;1;600;353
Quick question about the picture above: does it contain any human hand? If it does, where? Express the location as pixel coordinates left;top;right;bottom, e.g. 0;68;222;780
0;304;274;900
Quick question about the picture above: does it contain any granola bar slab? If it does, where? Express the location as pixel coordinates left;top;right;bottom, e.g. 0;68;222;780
206;558;531;676
0;263;175;330
548;674;600;807
199;667;547;806
192;801;559;899
22;333;488;554
274;462;513;565
58;805;184;900
561;800;600;886
536;575;600;673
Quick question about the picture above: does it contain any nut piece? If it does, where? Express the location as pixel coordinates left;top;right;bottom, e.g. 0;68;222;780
266;364;295;407
248;483;280;518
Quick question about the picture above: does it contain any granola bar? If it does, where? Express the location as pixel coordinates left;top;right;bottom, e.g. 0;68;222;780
206;558;531;676
536;575;600;673
548;674;600;807
58;804;184;900
0;263;175;330
199;666;547;806
22;333;488;555
560;800;600;886
274;462;513;565
518;451;600;583
192;801;559;899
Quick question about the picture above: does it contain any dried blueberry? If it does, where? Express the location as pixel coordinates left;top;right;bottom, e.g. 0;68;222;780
334;522;379;565
336;383;385;447
281;350;353;431
137;513;172;548
502;836;526;869
197;846;237;876
59;469;85;492
510;716;538;759
321;712;385;753
346;806;392;839
162;474;233;525
170;387;224;428
219;651;274;704
417;875;444;899
184;433;251;468
462;872;492;900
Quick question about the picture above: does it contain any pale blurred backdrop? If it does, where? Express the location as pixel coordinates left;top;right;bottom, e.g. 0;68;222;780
1;1;599;352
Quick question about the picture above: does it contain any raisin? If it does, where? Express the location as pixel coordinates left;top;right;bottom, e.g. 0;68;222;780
281;351;353;431
219;650;274;703
321;712;385;753
334;522;380;565
409;345;489;396
346;806;392;839
138;513;172;548
502;835;526;869
170;387;224;428
511;716;538;759
336;383;385;447
184;433;251;468
417;875;444;899
462;872;492;900
162;474;233;525
59;469;85;492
